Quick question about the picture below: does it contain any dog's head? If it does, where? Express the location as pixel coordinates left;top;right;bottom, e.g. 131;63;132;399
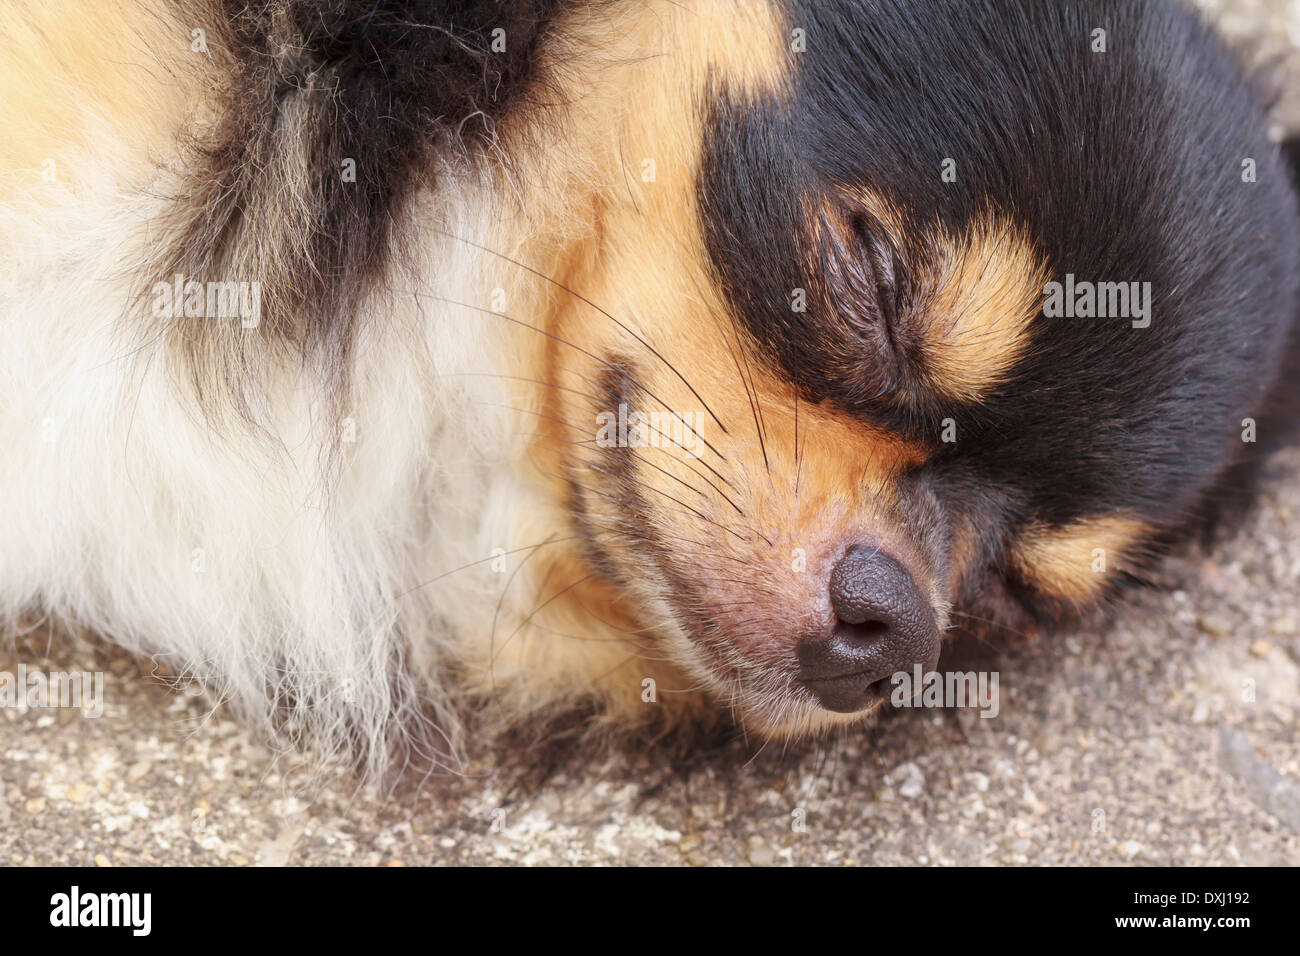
505;0;1299;736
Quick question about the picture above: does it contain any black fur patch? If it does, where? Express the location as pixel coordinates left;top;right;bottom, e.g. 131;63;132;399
162;0;571;402
699;0;1300;579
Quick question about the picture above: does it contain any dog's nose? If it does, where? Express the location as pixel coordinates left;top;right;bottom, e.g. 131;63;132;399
796;547;940;713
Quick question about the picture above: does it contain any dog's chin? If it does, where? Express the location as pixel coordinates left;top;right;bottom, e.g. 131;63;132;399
643;580;904;740
743;698;887;741
718;678;890;741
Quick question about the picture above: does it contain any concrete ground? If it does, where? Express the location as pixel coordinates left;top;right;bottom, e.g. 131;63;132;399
3;0;1300;866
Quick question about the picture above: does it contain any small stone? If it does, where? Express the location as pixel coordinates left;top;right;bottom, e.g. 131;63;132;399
385;859;405;867
1021;785;1047;815
126;761;152;784
1191;701;1210;724
886;761;926;799
1269;617;1297;637
1249;640;1272;658
1198;614;1233;638
678;834;701;854
94;854;111;867
1120;841;1143;859
64;782;94;803
24;798;45;815
747;836;776;867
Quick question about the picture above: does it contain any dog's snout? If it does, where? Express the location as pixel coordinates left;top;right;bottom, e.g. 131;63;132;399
797;547;940;713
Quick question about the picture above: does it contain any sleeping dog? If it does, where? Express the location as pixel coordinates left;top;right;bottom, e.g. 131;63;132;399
1;0;1296;779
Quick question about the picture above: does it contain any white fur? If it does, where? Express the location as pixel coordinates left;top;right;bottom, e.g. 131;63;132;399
0;146;560;779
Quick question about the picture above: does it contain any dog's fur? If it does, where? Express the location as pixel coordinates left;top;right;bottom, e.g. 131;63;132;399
1;0;1297;780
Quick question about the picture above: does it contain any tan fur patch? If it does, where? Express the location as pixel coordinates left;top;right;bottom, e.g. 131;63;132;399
917;215;1049;403
1013;514;1151;602
0;0;212;197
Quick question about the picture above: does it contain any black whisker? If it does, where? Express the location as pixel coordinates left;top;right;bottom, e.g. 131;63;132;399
429;294;731;465
433;230;732;436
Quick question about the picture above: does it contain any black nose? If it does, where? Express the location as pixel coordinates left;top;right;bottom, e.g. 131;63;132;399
797;547;940;713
